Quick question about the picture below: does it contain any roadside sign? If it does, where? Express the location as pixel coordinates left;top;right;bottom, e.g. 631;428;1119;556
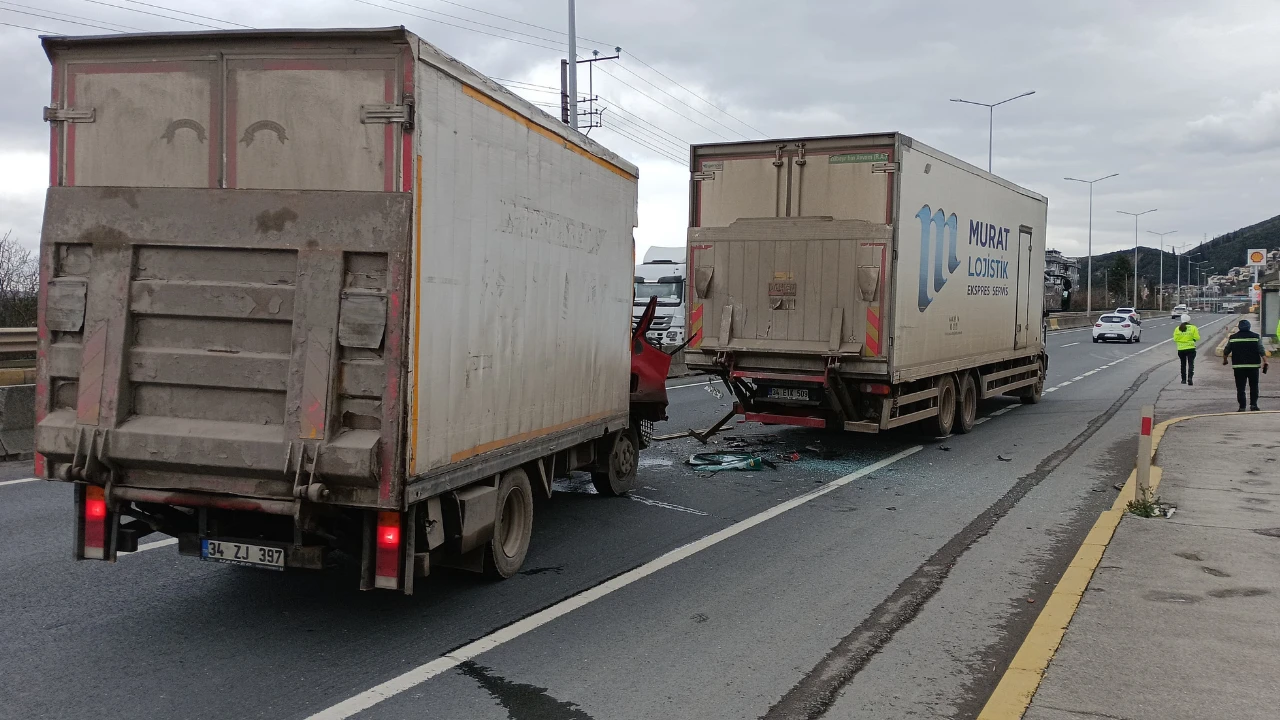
1247;248;1267;267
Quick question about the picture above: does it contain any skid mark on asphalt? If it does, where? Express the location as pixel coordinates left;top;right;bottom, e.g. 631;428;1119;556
629;494;708;516
459;662;595;720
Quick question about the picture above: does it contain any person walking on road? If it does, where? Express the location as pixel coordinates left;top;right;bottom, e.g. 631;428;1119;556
1222;319;1269;411
1173;314;1199;385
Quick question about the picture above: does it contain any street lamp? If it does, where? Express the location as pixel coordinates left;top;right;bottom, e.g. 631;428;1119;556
1192;260;1210;308
1117;209;1157;309
950;91;1036;172
1065;173;1119;317
1147;230;1176;311
1172;245;1197;306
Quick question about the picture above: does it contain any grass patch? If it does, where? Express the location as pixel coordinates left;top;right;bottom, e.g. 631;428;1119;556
1127;487;1162;518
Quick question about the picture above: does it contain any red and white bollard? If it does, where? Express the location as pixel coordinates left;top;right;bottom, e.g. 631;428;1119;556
1136;405;1154;501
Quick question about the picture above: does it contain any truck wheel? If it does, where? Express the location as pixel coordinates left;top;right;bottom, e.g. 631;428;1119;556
484;469;533;579
955;373;978;434
933;375;956;436
1021;362;1045;405
592;426;640;496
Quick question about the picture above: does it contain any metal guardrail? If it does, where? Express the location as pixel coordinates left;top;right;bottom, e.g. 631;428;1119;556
0;328;37;355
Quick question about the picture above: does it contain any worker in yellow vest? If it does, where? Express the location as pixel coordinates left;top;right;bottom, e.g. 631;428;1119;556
1173;314;1200;385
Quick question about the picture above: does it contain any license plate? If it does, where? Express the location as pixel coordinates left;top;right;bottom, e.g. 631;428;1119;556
768;387;810;401
201;539;285;570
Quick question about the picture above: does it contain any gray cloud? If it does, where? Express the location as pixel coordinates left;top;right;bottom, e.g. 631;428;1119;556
2;0;1279;258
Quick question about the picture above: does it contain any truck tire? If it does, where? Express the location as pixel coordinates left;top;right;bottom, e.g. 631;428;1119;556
592;425;640;496
933;375;956;436
484;469;534;579
1021;361;1045;405
955;373;978;434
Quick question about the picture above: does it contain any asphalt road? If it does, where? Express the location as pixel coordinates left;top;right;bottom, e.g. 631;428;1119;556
0;313;1238;720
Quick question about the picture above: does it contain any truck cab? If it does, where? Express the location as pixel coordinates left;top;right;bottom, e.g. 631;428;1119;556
633;246;687;350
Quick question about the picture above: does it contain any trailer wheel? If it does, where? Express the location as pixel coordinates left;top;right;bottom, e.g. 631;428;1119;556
1021;360;1046;405
484;469;533;579
592;425;639;496
933;375;956;437
955;373;978;434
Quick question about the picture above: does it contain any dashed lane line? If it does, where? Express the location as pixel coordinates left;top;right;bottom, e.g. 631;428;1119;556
0;478;38;487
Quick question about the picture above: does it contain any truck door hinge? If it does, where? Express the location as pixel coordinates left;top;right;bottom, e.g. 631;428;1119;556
871;162;899;174
361;101;414;129
43;106;95;123
692;172;715;182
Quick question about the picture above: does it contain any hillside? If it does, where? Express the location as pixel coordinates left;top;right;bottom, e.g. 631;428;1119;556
1074;212;1280;294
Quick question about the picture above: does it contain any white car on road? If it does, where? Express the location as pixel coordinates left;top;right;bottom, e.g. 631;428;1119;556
1171;304;1188;320
1114;306;1141;324
1094;313;1142;343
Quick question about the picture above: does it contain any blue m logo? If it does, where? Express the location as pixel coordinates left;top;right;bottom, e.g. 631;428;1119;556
916;204;960;312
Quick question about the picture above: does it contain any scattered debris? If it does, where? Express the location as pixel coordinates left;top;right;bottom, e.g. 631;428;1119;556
938;446;952;452
886;506;897;511
803;442;841;460
778;451;801;462
1027;598;1036;604
997;455;1012;462
1113;482;1126;491
686;452;776;472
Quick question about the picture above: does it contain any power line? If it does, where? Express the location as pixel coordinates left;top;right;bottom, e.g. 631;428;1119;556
600;104;688;155
74;0;223;28
493;77;560;93
600;122;685;165
609;61;748;140
372;0;582;49
620;53;767;138
7;1;140;31
596;93;692;147
352;0;567;54
422;0;613;48
120;0;251;28
0;5;126;33
0;18;55;33
593;63;731;141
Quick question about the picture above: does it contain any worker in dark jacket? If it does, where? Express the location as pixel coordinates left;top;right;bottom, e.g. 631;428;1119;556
1222;319;1269;411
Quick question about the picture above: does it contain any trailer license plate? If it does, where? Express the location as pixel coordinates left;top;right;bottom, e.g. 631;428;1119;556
768;387;809;401
201;540;285;570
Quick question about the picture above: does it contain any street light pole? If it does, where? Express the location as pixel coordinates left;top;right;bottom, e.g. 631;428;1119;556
1147;230;1176;312
1065;173;1119;317
950;91;1036;172
567;0;578;129
1117;209;1156;309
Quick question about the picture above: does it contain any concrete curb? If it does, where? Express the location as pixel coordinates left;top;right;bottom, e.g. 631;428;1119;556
976;409;1280;720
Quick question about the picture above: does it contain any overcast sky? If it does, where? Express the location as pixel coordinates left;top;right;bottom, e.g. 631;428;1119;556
3;0;1279;264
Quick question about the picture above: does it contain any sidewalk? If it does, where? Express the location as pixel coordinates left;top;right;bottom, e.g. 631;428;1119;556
981;316;1280;720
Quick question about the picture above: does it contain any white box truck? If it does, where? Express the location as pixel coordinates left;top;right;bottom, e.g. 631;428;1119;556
34;27;669;592
633;246;687;350
686;133;1048;435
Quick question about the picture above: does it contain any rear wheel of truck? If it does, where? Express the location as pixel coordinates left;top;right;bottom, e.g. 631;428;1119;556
485;469;534;579
592;425;640;496
955;373;978;434
1020;360;1045;405
933;375;957;436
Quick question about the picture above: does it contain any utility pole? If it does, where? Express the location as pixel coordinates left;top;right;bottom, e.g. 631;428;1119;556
1147;230;1176;311
1065;173;1118;318
567;0;578;130
1117;209;1156;309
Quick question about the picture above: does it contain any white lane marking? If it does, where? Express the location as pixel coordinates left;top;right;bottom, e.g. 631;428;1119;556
0;477;38;487
1083;370;1098;376
989;407;1014;417
628;495;708;516
1072;376;1085;381
668;379;712;390
1060;342;1080;348
975;417;990;425
119;537;178;557
307;446;924;720
1045;387;1059;393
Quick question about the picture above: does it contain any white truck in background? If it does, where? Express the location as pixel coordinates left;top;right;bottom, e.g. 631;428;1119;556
685;132;1050;436
633;246;687;350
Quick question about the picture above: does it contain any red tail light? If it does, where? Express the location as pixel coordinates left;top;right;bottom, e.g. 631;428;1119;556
1095;323;1102;327
1122;323;1131;328
860;382;892;396
374;511;401;590
83;485;107;560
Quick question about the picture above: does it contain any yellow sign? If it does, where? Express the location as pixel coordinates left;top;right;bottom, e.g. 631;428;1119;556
1247;248;1266;265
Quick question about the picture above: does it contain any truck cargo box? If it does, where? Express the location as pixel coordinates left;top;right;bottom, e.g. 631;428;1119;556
686;133;1048;433
36;27;651;589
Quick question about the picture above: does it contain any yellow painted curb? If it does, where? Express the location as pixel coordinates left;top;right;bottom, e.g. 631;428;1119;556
976;409;1280;720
